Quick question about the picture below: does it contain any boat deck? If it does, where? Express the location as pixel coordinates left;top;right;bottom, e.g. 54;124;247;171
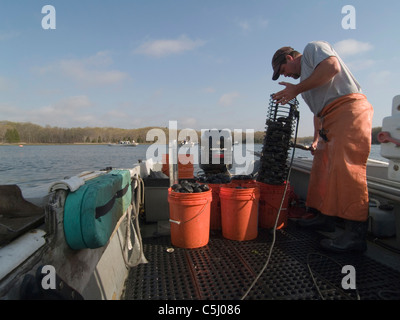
123;220;400;300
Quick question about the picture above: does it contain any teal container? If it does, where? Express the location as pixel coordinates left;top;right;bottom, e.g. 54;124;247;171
64;170;132;249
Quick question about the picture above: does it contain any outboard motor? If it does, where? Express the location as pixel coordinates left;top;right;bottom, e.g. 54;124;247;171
200;129;232;175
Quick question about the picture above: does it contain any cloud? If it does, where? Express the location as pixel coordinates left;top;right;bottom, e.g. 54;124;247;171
334;39;373;57
219;92;240;107
238;21;251;32
50;95;93;112
0;31;20;41
0;96;96;127
178;117;198;129
98;109;145;128
204;87;216;93
0;103;19;119
236;18;268;33
59;61;128;86
134;35;206;57
367;70;392;86
346;59;375;71
258;18;268;28
34;51;130;87
0;76;14;91
31;96;94;124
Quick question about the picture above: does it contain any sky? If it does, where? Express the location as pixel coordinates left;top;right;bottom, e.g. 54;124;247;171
0;0;399;137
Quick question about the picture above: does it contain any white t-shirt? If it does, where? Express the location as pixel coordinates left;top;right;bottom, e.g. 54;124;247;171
300;41;362;115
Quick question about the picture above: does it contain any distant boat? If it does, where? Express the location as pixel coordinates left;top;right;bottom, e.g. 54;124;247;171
179;140;196;147
108;140;139;147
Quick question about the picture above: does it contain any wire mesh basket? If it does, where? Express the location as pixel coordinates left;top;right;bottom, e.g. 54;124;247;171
257;95;299;185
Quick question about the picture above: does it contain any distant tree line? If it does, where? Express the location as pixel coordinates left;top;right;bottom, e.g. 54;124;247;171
0;121;171;144
0;121;382;145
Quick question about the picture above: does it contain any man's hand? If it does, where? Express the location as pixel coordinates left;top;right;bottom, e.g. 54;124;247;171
272;82;299;105
310;141;317;156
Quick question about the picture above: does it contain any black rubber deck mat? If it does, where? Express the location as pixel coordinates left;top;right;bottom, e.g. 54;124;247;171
123;221;400;300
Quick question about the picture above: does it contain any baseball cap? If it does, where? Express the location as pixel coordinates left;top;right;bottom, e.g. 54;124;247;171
272;46;294;81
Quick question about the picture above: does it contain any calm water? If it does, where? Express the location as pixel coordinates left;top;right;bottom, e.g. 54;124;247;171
0;143;386;193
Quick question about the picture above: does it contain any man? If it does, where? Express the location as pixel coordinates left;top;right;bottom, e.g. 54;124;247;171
271;41;374;253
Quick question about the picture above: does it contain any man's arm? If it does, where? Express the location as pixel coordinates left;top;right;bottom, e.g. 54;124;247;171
295;56;341;94
274;56;341;105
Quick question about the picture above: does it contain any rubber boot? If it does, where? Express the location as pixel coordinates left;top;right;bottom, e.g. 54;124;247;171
297;212;336;232
320;219;368;253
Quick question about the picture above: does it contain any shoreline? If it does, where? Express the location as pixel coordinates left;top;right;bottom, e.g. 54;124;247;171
0;142;152;146
0;142;382;146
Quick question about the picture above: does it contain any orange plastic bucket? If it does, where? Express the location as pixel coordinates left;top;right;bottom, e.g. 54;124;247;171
220;186;259;241
208;183;222;230
168;188;212;248
258;182;289;229
229;179;256;187
162;154;194;179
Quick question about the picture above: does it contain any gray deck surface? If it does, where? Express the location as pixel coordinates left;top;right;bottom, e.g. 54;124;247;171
123;220;400;300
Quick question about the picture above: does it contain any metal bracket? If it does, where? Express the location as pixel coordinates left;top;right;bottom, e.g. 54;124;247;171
378;131;400;147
